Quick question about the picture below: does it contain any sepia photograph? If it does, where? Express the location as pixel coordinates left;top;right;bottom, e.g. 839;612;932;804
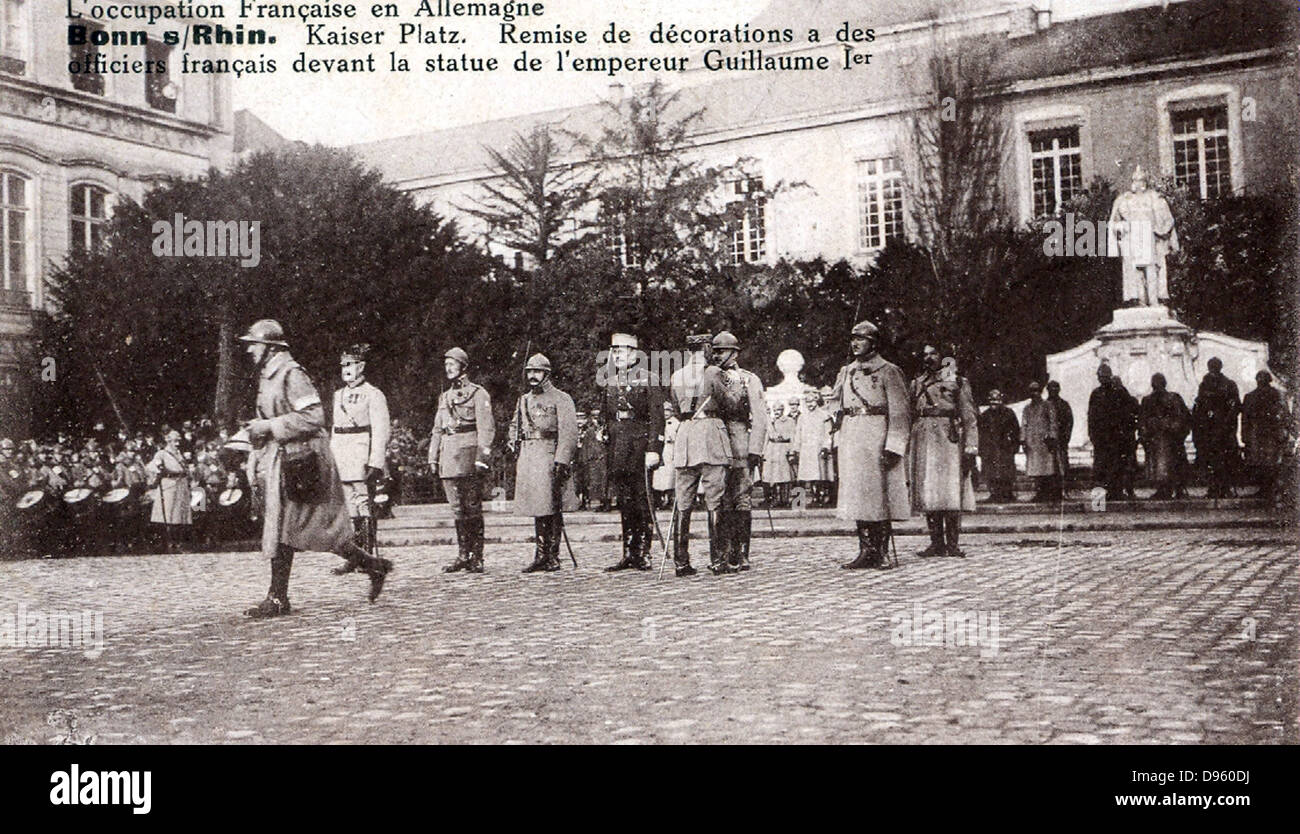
0;0;1297;800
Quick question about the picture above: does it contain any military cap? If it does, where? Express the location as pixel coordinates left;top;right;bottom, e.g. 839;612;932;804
237;319;288;347
850;320;878;338
685;333;711;348
524;353;552;372
988;389;1004;404
711;331;740;350
341;344;371;363
610;332;638;349
444;347;470;366
1027;380;1042;391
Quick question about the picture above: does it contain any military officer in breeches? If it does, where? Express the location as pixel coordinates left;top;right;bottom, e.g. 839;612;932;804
508;354;578;573
826;321;910;569
708;331;767;574
428;347;495;573
668;332;723;577
330;344;391;568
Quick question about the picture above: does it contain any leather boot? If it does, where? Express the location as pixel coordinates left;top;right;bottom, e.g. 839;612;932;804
634;513;654;570
333;517;366;575
732;511;752;571
917;513;945;558
466;516;485;573
944;513;966;558
874;522;896;570
842;521;875;569
523;517;550;573
445;519;470;572
340;540;393;602
545;515;563;570
673;508;697;576
605;507;638;571
247;546;293;618
708;511;735;575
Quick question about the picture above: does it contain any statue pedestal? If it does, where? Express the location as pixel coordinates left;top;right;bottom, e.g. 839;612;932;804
1046;306;1272;453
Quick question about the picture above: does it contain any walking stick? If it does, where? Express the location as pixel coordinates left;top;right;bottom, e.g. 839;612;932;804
658;503;679;580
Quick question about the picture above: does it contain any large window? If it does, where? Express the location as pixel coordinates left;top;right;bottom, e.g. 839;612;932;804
605;214;640;269
69;20;105;94
856;157;903;251
1172;105;1231;200
145;40;176;112
726;177;766;265
1029;127;1082;217
0;0;28;74
70;184;110;253
1;170;29;295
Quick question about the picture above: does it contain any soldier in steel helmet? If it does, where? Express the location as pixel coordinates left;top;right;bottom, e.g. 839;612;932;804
428;346;495;573
507;353;578;573
237;319;393;618
705;330;767;574
330;343;391;570
825;320;911;569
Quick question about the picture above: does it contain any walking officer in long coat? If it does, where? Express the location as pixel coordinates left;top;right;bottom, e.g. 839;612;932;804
705;332;767;573
909;344;979;558
238;320;393;619
330;344;391;566
508;354;578;573
429;347;495;573
826;321;910;569
600;332;666;572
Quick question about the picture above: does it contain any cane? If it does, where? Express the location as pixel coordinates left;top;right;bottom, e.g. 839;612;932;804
657;503;679;580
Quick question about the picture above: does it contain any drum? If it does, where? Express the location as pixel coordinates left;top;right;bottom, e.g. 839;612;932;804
62;487;100;555
215;487;253;541
14;489;54;557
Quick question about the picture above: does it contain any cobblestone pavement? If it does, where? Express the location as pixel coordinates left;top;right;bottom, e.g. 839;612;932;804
1;528;1295;744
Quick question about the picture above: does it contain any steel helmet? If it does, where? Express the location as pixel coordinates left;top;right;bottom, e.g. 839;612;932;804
711;331;740;351
524;353;552;372
850;320;878;338
237;319;288;347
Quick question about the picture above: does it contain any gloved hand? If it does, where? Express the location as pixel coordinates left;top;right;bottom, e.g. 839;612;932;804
881;449;901;466
644;452;660;470
747;453;763;471
245;419;272;441
364;465;383;487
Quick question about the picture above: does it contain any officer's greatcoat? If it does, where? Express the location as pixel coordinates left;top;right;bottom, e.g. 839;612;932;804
509;380;579;516
792;407;833;482
331;381;391;482
147;447;192;526
1021;398;1060;477
250;350;353;560
763;414;796;483
827;355;911;521
909;368;978;512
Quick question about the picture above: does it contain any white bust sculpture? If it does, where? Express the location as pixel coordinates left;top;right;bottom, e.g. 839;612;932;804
767;349;812;405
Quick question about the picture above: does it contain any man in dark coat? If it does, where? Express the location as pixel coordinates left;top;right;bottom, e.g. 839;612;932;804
1045;380;1073;501
977;389;1019;504
1193;357;1241;499
239;319;392;619
600;332;666;572
578;414;608;511
1138;373;1192;500
1240;370;1288;501
1087;364;1138;502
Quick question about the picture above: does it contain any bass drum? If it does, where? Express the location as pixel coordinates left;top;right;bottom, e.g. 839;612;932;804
14;490;55;557
215;487;254;541
61;487;100;556
102;488;142;553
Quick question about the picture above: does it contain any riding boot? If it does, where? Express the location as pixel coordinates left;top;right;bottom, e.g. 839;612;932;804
944;512;966;558
733;511;752;571
247;546;293;618
445;519;470;572
545;515;563;570
842;521;874;569
635;512;654;569
339;539;394;601
465;516;485;573
523;517;550;573
874;522;896;570
917;513;945;558
333;517;366;575
674;508;697;576
707;511;734;574
605;507;639;571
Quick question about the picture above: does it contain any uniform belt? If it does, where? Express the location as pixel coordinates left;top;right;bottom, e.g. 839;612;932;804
333;426;370;435
615;410;635;420
845;405;888;416
521;431;558;440
918;407;955;417
442;424;477;435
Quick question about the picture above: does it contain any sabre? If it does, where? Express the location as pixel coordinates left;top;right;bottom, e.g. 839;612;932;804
644;466;670;575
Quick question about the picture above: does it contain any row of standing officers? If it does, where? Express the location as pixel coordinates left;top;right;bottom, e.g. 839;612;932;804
426;319;981;576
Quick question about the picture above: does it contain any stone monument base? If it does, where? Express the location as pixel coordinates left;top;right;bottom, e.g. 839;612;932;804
1047;306;1272;452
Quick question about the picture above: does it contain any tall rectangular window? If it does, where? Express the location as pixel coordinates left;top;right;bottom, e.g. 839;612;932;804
1172;105;1231;200
70;184;110;253
726;177;766;265
1029;127;1082;218
0;0;28;75
606;215;640;269
145;40;176;112
1;170;29;294
70;20;105;95
856;157;903;251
